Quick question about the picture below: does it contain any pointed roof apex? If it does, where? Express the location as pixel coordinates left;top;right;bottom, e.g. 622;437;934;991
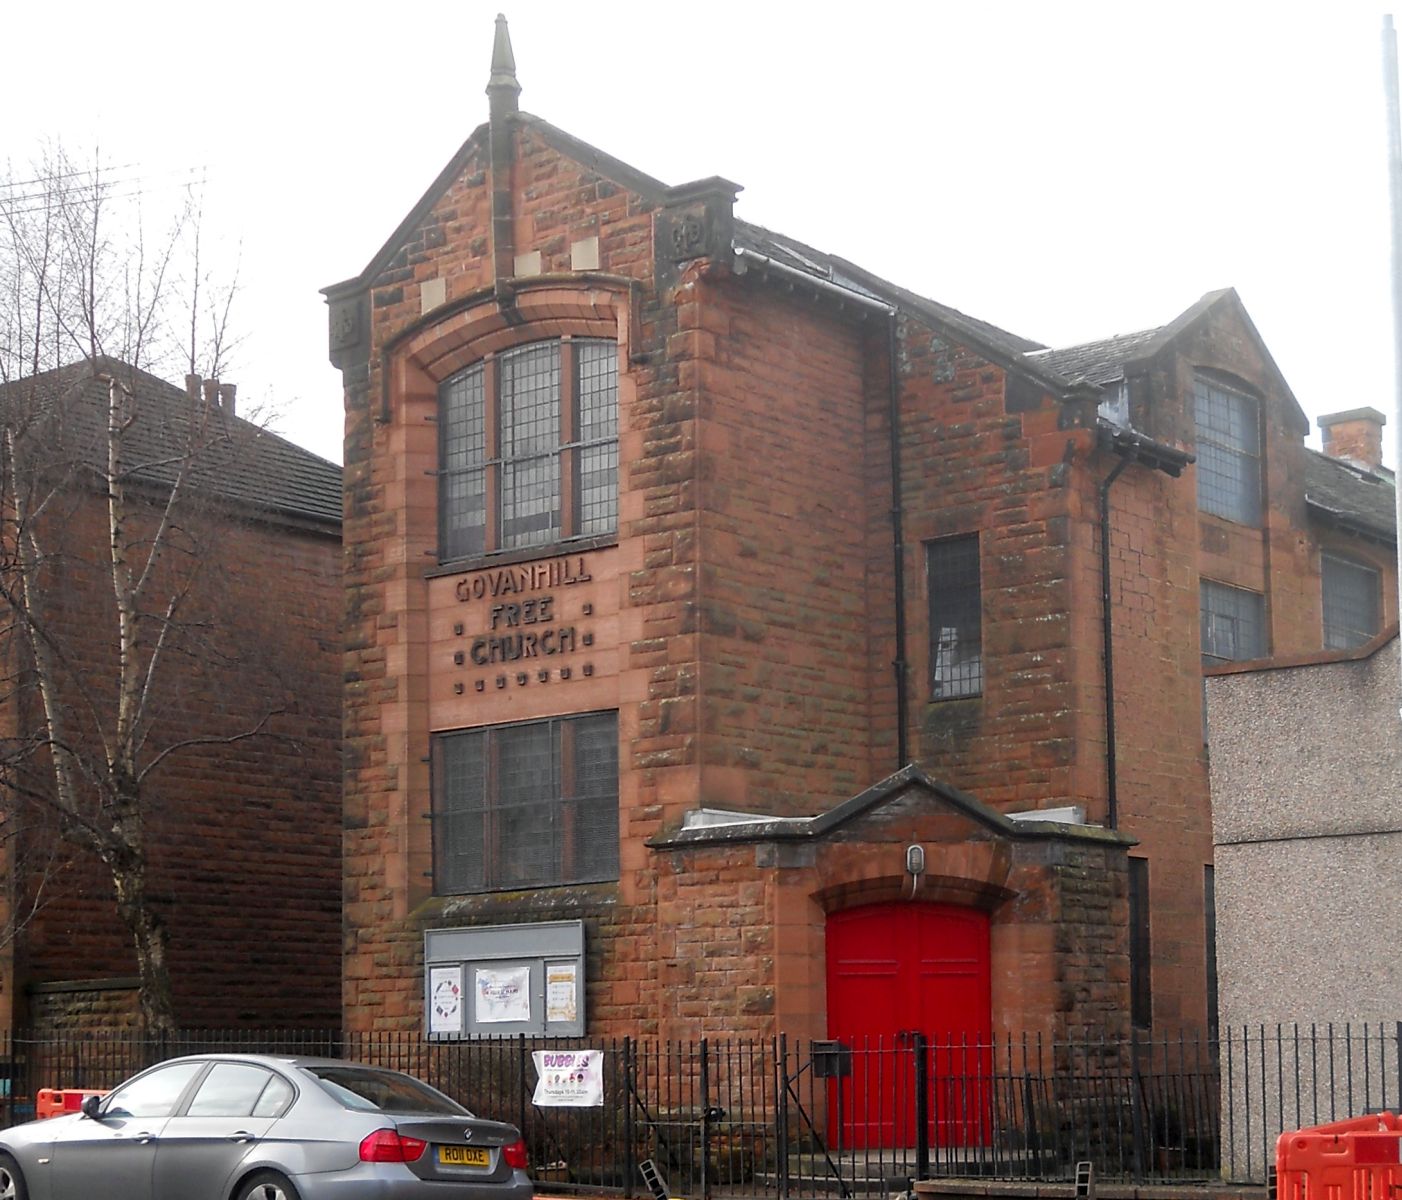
487;13;520;106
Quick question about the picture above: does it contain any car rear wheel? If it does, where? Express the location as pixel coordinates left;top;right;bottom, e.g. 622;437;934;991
235;1171;301;1200
0;1155;27;1200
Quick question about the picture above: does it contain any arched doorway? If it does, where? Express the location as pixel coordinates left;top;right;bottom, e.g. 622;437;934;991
825;901;991;1148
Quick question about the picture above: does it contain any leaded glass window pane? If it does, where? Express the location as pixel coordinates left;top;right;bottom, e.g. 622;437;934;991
500;343;560;457
578;444;618;537
442;367;487;469
432;713;619;894
1194;376;1261;525
438;339;618;558
577;339;619;536
441;468;487;561
433;731;487;895
1200;580;1266;664
568;712;620;879
1322;554;1380;649
499;344;561;549
494;720;558;887
440;366;488;559
501;457;561;549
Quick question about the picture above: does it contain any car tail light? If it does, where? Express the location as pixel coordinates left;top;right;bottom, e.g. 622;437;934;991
503;1137;529;1170
359;1128;428;1163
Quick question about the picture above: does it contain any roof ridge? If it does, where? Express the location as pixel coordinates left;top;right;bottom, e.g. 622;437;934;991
8;357;339;469
1027;326;1164;356
0;358;341;528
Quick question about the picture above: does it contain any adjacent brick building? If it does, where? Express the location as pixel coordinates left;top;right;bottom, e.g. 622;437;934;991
324;19;1396;1049
0;359;343;1032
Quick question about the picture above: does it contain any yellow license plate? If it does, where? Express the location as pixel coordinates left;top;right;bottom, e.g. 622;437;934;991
439;1146;491;1167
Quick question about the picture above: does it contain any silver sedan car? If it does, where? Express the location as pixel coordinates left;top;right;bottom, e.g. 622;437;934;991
0;1053;536;1200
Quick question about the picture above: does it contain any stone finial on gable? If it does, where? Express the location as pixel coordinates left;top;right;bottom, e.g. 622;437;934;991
487;14;520;296
487;13;520;114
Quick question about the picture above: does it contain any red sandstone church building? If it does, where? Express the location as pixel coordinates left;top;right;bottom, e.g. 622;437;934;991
324;19;1396;1045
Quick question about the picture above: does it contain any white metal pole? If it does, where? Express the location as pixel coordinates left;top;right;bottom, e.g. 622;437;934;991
1382;16;1402;718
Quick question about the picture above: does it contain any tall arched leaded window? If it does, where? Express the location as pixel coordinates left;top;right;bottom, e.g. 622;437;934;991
439;338;618;561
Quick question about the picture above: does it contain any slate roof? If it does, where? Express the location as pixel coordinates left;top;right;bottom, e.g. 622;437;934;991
649;763;1132;850
1030;329;1396;542
0;358;341;529
1304;449;1396;542
327;98;1393;546
733;221;1050;369
326;118;1059;388
1024;328;1163;386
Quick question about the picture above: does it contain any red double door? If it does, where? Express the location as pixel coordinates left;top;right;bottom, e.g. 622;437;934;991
825;902;992;1148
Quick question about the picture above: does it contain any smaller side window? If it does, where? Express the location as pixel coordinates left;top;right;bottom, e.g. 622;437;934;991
1194;375;1261;526
927;535;983;699
1200;580;1266;664
1322;554;1380;649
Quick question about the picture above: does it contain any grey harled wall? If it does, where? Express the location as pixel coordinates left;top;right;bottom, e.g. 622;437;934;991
1207;638;1402;1180
1208;638;1401;1024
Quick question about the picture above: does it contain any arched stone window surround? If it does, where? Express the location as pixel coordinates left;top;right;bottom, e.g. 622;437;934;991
393;279;635;397
383;279;636;564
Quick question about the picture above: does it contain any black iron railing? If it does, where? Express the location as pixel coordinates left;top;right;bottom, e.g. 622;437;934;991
0;1023;1395;1193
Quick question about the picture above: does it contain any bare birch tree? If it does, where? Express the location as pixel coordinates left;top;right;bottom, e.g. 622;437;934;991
0;147;261;1031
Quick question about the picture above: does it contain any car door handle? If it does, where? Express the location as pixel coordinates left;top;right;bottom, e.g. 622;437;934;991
227;1131;256;1143
134;1132;158;1144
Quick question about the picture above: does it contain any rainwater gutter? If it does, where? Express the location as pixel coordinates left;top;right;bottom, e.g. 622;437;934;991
732;247;910;767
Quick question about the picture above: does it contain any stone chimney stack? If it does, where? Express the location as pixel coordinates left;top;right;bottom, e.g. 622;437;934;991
218;383;237;417
202;378;220;410
186;374;201;403
1318;407;1386;471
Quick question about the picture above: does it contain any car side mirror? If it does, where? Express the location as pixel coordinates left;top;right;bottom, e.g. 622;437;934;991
80;1095;103;1120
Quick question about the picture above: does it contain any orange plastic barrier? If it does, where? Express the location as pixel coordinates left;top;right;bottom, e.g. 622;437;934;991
34;1088;108;1120
1276;1112;1402;1200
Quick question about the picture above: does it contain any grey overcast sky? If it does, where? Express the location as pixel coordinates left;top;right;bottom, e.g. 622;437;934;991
3;1;1396;465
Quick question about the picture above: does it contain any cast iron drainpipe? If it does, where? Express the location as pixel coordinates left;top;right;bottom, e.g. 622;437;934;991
1099;454;1132;830
1098;428;1194;830
887;311;909;767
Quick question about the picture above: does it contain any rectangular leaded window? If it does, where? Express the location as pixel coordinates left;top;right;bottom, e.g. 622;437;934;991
440;369;488;560
500;343;562;550
439;338;619;562
1200;579;1266;664
432;712;620;895
576;339;620;537
1322;554;1380;649
928;535;982;699
1194;375;1261;525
